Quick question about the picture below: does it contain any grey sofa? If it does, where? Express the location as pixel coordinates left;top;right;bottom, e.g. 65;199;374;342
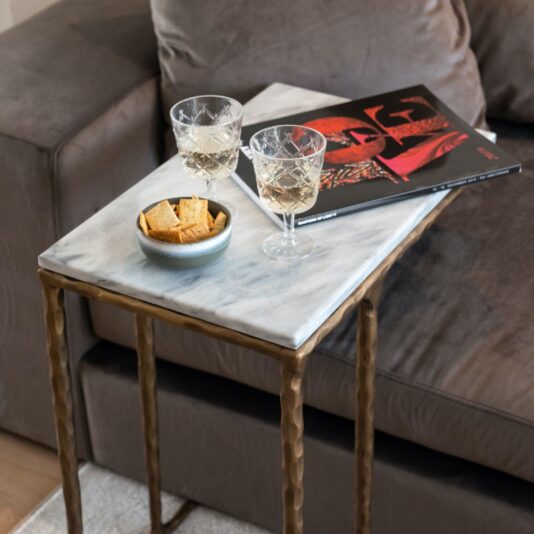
1;1;534;532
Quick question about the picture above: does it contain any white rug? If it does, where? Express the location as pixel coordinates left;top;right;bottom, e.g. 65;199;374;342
13;463;271;534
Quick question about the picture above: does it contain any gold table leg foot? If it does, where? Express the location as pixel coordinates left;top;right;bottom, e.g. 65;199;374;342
355;285;381;534
161;500;197;533
280;359;306;534
41;282;82;534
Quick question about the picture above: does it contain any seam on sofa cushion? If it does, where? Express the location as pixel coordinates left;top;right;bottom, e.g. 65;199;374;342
315;345;357;365
378;371;534;430
313;348;534;430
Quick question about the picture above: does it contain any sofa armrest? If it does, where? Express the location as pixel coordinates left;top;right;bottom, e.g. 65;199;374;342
0;0;163;454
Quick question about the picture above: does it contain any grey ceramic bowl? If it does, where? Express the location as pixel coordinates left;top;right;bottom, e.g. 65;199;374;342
137;197;232;268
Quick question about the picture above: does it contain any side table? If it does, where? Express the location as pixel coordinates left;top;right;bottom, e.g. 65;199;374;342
38;82;461;534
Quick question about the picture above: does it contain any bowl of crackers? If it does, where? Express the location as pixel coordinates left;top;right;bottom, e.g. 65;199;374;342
137;196;231;268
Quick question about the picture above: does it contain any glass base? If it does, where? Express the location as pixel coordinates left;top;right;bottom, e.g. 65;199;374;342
262;231;314;261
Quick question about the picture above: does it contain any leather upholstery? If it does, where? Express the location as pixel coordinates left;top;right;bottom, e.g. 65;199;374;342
0;0;161;450
90;121;534;483
80;343;534;534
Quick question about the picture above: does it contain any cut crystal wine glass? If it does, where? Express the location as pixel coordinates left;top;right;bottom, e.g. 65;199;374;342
170;95;243;204
250;124;326;261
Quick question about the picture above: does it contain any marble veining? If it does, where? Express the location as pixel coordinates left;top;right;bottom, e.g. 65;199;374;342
39;83;449;348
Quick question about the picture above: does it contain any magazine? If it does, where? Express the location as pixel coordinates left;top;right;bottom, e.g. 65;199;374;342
233;85;521;227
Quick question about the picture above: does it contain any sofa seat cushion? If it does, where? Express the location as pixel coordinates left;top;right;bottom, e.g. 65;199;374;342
80;342;534;534
91;122;534;483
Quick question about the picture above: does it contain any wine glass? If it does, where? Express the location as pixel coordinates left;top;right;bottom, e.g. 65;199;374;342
170;95;243;207
250;124;326;261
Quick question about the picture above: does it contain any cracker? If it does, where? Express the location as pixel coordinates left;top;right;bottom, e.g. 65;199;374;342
148;223;198;243
176;223;197;232
145;200;180;230
141;197;225;245
148;227;181;243
207;210;215;229
178;197;208;225
211;211;227;235
180;222;211;243
139;212;150;236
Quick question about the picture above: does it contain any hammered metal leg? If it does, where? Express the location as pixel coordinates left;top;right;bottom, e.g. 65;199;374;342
135;314;196;534
355;285;381;534
280;359;306;534
41;282;82;534
135;314;163;533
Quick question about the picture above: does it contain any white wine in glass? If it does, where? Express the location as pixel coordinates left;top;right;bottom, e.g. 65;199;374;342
170;96;243;202
250;125;326;261
178;126;240;182
255;159;321;215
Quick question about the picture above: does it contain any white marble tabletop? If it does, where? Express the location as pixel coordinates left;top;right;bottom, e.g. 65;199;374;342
39;83;450;349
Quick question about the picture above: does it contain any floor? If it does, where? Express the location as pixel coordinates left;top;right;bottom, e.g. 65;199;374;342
13;463;269;534
0;431;61;533
0;431;269;534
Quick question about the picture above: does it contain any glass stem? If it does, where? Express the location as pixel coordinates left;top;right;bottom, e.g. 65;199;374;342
206;178;217;199
282;213;296;245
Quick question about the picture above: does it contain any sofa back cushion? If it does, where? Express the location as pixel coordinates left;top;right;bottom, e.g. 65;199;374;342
464;0;534;123
150;0;486;128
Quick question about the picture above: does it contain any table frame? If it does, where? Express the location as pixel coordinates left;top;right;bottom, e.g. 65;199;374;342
39;189;459;534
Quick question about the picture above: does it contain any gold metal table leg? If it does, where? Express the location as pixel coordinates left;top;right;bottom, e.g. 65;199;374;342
355;284;382;534
280;358;306;534
135;313;196;534
41;282;83;534
135;314;163;533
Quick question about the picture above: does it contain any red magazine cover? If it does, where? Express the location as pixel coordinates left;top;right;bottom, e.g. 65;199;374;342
234;85;521;226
